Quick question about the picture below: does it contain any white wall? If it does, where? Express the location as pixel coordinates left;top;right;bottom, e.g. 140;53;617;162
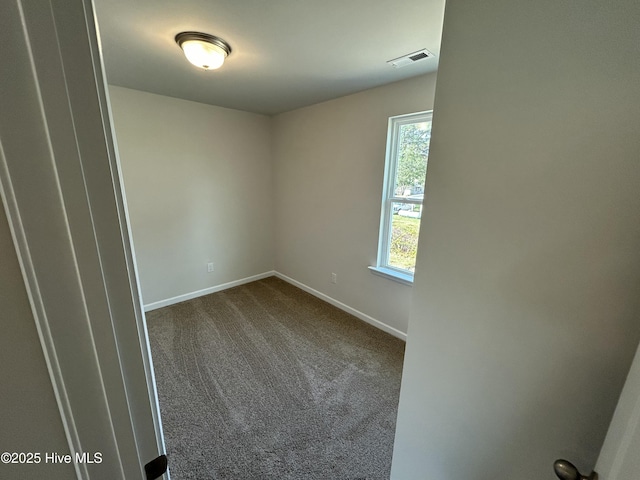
108;86;274;306
0;204;74;479
392;0;640;479
272;74;437;335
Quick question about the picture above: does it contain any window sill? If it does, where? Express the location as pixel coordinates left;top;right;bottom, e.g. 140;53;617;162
368;266;413;286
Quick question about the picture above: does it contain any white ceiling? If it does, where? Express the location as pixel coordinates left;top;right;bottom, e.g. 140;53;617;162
94;0;446;116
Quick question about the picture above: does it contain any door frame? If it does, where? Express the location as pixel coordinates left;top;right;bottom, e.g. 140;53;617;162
596;340;640;479
0;0;165;478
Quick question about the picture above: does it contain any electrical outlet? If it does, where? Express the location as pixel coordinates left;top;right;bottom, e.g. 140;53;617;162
331;273;337;284
207;262;214;273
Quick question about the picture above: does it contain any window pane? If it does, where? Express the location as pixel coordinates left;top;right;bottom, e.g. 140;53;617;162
377;111;432;279
393;121;431;197
389;202;422;272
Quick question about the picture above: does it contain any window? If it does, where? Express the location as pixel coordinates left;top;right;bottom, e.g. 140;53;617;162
371;111;432;284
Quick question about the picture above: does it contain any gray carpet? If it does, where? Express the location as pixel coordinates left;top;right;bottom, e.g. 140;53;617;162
146;276;405;479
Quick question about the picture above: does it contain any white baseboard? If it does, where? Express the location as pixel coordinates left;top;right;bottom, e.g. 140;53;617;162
273;272;407;341
143;270;407;341
143;271;276;311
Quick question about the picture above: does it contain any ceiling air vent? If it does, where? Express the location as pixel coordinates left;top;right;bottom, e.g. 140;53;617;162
387;49;434;68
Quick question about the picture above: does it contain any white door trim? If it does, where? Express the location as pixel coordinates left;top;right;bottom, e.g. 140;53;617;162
596;341;640;479
0;0;165;478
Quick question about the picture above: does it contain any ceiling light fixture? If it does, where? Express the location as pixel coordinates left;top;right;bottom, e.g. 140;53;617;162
175;32;232;70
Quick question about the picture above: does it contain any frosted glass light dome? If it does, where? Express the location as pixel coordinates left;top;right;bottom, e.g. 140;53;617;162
175;32;231;71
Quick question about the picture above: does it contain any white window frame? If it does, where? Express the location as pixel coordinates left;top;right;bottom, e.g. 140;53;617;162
370;110;432;285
